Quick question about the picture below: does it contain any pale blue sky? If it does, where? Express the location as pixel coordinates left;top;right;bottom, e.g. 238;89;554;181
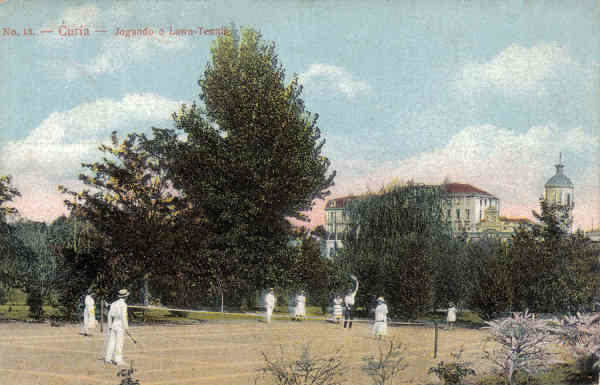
1;0;598;229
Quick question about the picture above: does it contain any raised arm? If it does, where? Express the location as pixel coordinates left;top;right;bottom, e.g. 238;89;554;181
350;274;359;297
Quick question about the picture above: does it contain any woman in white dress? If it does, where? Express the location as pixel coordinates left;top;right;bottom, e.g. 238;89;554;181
332;294;343;324
373;297;388;339
446;302;457;330
294;291;306;320
82;289;96;336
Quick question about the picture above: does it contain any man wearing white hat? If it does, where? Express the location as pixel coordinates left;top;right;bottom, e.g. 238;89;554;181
82;289;96;336
264;288;276;323
105;289;130;365
373;297;388;340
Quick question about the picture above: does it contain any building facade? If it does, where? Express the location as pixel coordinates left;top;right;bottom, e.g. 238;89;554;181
442;183;500;234
323;182;527;246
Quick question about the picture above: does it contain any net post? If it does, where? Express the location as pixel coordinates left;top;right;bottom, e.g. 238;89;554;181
433;320;438;359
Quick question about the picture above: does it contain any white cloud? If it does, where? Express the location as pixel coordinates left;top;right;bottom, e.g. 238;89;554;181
84;34;187;75
41;4;187;78
456;43;574;95
299;63;371;99
326;124;599;230
0;93;187;220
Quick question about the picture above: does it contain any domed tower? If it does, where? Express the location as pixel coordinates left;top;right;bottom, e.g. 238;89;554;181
544;153;574;229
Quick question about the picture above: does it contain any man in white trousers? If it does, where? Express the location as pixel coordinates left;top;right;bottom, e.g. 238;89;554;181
82;289;96;336
105;289;129;365
265;288;276;323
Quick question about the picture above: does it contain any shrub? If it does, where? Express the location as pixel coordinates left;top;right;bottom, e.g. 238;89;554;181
257;344;346;385
117;361;140;385
554;313;600;377
0;287;7;305
483;311;555;385
361;340;408;385
428;348;475;385
167;310;189;318
26;287;44;319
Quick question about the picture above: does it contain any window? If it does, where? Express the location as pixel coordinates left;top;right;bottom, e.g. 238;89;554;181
567;193;571;206
480;210;482;220
456;209;460;219
559;191;563;203
447;209;451;222
466;209;470;220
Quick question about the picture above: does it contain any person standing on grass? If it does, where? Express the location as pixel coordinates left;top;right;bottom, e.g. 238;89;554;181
82;289;96;336
105;289;129;366
373;297;388;340
265;288;276;323
294;290;306;321
446;302;457;330
344;274;359;329
332;293;344;324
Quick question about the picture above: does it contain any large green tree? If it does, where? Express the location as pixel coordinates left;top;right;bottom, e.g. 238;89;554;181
507;199;599;313
146;28;335;297
0;176;33;290
336;184;450;318
59;131;183;298
0;175;20;222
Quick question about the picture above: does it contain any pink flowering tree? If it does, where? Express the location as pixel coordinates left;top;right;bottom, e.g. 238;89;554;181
483;311;555;385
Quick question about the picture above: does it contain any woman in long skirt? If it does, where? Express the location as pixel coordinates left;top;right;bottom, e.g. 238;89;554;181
82;289;96;336
332;294;343;323
373;297;388;339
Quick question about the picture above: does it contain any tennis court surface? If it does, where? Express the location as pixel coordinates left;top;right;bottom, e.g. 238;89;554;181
0;319;494;384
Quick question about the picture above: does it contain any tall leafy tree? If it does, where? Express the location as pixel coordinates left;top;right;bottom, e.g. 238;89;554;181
0;176;33;290
507;199;599;313
337;184;450;318
59;131;183;294
0;175;20;222
147;28;335;297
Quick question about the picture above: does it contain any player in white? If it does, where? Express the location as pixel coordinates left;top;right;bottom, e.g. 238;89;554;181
105;289;130;365
265;288;276;323
82;289;96;336
446;302;457;330
373;297;388;339
343;275;359;329
332;293;343;324
294;290;306;321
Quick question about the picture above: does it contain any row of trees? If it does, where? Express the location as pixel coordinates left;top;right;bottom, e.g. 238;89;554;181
1;27;597;321
1;28;338;318
333;184;600;319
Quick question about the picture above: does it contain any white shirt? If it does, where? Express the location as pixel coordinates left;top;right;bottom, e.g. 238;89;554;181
265;293;275;308
85;295;94;309
344;293;355;307
375;303;388;322
108;298;128;331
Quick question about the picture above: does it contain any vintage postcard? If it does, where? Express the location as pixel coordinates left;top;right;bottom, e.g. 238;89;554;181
1;1;598;384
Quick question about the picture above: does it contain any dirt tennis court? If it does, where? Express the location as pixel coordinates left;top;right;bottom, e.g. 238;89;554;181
0;319;495;384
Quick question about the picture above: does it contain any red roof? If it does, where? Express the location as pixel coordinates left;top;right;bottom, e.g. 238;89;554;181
444;183;494;197
325;195;355;209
